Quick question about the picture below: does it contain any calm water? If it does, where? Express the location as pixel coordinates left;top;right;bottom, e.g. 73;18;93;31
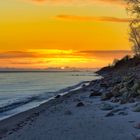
0;71;101;120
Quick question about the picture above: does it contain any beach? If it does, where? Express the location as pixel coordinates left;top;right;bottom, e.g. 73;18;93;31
0;71;98;120
0;74;140;140
0;0;139;139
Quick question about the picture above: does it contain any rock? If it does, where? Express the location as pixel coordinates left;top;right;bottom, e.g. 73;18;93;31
133;104;140;112
101;92;113;101
55;95;61;99
111;108;124;113
137;90;140;95
119;91;132;104
126;79;134;88
118;111;128;116
89;91;101;97
112;86;121;97
82;84;86;87
111;97;120;103
123;76;129;82
119;96;128;104
134;134;140;140
128;120;135;123
105;107;127;116
100;82;109;88
134;123;140;129
76;102;85;107
105;111;114;117
129;98;135;103
119;87;128;94
100;103;114;111
131;82;140;91
120;99;127;104
99;88;106;94
113;77;122;84
129;90;138;98
132;103;139;108
107;87;113;92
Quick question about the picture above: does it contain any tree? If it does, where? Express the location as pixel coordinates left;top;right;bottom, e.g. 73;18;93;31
125;0;140;56
112;58;119;66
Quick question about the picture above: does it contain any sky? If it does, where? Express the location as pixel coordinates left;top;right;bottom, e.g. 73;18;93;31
0;0;132;69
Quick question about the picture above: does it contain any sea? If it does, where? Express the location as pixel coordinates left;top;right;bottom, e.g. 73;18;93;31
0;71;101;120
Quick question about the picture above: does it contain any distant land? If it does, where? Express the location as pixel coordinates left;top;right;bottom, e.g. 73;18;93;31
0;67;99;72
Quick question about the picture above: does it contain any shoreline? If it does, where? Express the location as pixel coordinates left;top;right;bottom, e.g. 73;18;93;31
0;85;91;139
0;80;92;121
1;71;140;140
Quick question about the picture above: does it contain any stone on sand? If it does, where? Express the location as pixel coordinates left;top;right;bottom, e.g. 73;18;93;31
100;103;114;111
89;91;101;97
76;102;85;107
133;104;140;112
134;123;140;129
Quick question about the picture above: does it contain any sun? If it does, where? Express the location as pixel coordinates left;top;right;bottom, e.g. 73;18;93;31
60;67;65;70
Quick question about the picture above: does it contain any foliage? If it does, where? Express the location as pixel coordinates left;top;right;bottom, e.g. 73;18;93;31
112;55;131;67
125;0;140;55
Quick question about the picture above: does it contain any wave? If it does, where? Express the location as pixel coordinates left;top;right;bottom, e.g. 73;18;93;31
55;81;90;94
71;74;98;76
0;96;39;113
0;81;90;114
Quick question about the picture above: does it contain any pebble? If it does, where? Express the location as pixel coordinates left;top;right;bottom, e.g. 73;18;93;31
100;103;114;111
89;92;101;97
76;102;85;107
118;111;128;116
133;104;140;112
105;112;114;117
134;123;140;129
55;95;61;99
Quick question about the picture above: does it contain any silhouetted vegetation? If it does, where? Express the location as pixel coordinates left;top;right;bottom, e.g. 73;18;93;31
97;55;140;74
97;1;140;74
125;0;140;56
112;55;131;67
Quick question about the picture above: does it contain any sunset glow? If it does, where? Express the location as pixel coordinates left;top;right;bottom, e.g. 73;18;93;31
0;0;132;69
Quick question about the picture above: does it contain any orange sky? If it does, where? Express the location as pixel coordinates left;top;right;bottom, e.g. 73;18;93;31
0;0;132;69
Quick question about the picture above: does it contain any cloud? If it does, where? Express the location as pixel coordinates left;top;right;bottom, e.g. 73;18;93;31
23;0;125;6
0;51;39;59
10;60;51;65
80;50;131;54
0;49;132;68
0;49;132;60
56;15;130;23
96;0;124;5
0;50;77;59
79;50;132;59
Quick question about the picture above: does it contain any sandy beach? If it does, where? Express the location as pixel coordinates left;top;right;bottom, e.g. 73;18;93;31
0;81;140;140
1;0;140;139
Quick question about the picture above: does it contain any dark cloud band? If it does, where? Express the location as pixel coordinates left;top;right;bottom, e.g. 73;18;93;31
23;0;125;6
56;15;130;23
